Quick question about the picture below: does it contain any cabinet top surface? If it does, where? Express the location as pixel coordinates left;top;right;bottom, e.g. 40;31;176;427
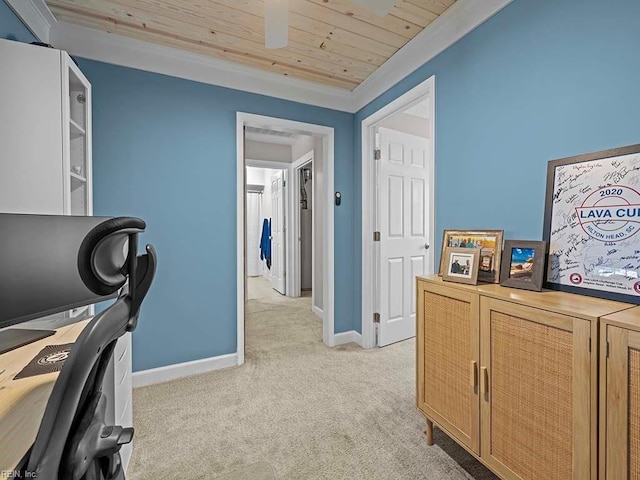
417;274;479;292
601;306;640;331
418;274;633;321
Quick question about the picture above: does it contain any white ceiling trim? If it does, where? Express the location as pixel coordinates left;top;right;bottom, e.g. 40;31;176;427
49;21;356;112
351;0;515;111
4;0;57;43
11;0;514;114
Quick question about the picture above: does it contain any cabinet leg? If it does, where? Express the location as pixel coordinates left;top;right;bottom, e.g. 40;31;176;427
425;419;434;446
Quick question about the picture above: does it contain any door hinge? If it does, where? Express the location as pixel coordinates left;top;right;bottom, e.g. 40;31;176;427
606;341;610;358
373;231;381;242
374;149;381;160
373;312;380;323
283;180;286;187
588;337;591;353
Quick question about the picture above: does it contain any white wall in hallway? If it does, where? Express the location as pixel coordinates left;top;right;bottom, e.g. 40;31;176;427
246;166;265;185
246;166;265;278
246;191;262;277
246;140;292;163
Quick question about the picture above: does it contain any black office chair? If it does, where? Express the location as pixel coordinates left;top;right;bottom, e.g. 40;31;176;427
24;217;157;480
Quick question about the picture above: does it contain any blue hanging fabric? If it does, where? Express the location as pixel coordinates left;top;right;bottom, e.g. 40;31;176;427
260;218;272;269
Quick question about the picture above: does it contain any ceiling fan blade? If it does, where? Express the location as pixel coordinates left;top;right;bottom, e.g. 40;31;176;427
264;0;289;49
349;0;396;17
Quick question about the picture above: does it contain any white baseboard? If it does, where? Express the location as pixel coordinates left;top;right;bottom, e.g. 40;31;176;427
312;305;324;320
333;330;362;347
133;353;238;388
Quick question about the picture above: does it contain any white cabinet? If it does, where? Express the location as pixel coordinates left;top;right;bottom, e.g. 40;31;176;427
0;38;92;217
0;39;92;320
64;61;93;216
104;333;134;471
0;39;132;472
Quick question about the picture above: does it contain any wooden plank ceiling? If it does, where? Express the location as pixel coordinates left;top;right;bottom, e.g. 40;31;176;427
46;0;456;90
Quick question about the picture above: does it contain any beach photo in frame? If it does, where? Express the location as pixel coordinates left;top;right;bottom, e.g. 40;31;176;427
442;247;480;285
543;143;640;303
439;230;503;283
499;240;547;292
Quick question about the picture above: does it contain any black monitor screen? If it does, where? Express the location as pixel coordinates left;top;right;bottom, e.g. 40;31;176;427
0;214;122;328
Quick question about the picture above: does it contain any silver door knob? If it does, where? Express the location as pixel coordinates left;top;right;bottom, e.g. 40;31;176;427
425;243;430;249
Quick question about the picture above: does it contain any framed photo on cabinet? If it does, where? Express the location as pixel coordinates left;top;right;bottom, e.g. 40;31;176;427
543;143;640;304
442;247;480;285
439;230;503;283
499;240;547;292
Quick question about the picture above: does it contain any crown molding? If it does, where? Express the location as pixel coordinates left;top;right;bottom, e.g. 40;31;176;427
10;0;514;113
4;0;57;43
351;0;515;111
49;22;356;112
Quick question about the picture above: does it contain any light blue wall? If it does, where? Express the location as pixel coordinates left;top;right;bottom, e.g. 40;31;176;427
0;0;36;42
0;1;354;372
76;60;354;371
353;0;640;333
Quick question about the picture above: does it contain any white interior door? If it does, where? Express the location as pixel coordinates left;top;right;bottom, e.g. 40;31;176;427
377;127;432;346
271;171;286;294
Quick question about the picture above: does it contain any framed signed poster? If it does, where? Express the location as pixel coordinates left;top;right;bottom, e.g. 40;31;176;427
543;143;640;304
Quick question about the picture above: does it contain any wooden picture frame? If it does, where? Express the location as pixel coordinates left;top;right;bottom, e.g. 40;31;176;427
442;247;480;285
499;240;547;292
439;230;503;283
543;143;640;304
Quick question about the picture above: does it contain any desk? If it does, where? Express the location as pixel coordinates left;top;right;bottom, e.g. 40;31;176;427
0;320;89;472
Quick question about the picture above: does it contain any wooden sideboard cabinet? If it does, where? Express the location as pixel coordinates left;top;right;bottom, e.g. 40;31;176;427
417;280;480;454
417;275;632;480
599;307;640;480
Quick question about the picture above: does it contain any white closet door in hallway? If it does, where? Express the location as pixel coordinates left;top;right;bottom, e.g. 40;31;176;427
270;171;286;294
377;127;432;347
246;192;262;277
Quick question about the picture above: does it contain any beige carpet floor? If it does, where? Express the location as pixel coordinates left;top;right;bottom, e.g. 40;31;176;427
127;277;497;480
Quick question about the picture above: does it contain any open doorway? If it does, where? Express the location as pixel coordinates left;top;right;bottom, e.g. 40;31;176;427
361;76;436;349
289;150;316;307
246;165;287;296
237;113;335;365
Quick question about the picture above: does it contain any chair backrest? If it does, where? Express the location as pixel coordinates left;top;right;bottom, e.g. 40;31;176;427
25;217;156;479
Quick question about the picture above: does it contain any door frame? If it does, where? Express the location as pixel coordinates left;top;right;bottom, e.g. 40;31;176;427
237;113;335;365
360;76;436;349
288;150;315;302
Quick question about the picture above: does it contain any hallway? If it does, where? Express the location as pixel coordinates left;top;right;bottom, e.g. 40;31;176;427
246;276;320;356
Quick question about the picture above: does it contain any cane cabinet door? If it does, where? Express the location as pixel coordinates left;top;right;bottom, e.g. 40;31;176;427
603;326;640;480
479;297;592;480
417;281;480;454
